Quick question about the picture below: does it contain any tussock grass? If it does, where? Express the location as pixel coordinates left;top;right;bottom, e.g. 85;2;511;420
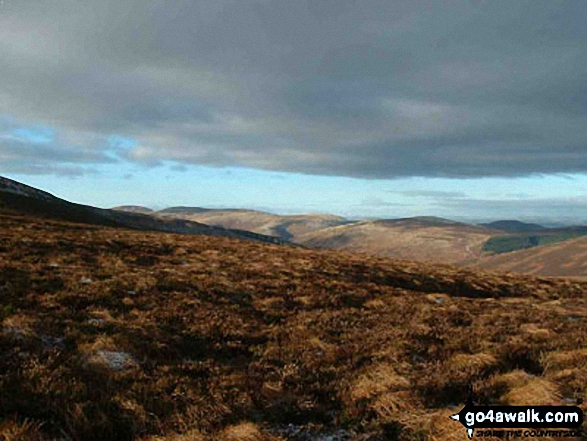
219;422;281;441
504;378;561;406
542;348;587;372
0;418;45;441
0;213;586;439
349;363;411;402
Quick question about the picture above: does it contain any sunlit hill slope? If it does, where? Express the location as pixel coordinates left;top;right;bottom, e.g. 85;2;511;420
0;179;586;439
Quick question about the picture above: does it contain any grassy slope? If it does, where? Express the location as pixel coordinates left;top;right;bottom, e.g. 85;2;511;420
473;234;587;277
1;213;586;440
481;230;587;255
135;207;587;273
157;210;351;242
299;219;495;264
112;206;155;215
0;187;287;246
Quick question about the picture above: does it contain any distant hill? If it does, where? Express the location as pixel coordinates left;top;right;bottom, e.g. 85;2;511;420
0;176;125;228
298;218;496;263
472;234;587;277
112;206;155;215
0;177;287;245
373;216;468;228
156;208;352;241
0;176;59;202
157;210;503;263
481;225;587;255
157;209;587;267
2;210;585;440
10;175;587;272
159;206;224;215
480;220;546;232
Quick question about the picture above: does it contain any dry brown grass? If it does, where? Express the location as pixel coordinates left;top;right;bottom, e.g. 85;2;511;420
218;422;282;441
427;408;473;441
157;209;348;242
0;418;45;441
141;429;206;441
0;213;585;439
299;218;496;263
349;363;411;402
445;353;498;380
504;378;561;406
542;348;587;372
473;235;587;277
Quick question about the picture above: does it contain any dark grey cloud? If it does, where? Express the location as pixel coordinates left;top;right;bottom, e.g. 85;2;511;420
1;0;587;178
0;117;118;175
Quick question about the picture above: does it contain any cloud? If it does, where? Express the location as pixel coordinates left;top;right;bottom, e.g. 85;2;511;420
0;117;127;175
1;0;587;178
390;190;467;198
434;195;587;220
360;198;411;207
1;163;97;177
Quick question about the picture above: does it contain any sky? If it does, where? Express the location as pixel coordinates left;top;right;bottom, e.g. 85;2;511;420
1;0;586;222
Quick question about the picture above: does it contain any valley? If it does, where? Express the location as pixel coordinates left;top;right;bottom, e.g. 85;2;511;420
1;212;586;440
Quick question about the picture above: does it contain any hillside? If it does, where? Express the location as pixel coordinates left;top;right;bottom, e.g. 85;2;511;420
158;206;224;215
156;207;352;241
0;212;586;440
40;176;587;275
480;220;546;233
112;206;155;215
122;205;587;270
0;177;286;245
299;217;496;264
472;234;587;277
481;226;587;255
156;211;505;264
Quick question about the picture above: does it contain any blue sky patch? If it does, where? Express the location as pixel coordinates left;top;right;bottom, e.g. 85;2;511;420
10;126;56;144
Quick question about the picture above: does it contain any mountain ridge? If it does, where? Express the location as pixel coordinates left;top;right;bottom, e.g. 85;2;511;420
1;208;586;439
481;219;547;232
5;177;587;274
0;177;288;245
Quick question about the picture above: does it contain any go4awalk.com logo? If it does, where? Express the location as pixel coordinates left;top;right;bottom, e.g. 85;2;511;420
450;388;583;439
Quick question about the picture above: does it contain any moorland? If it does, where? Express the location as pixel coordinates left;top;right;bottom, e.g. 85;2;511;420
1;212;586;440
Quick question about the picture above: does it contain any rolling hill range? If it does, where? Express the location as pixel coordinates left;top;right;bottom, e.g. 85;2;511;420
0;211;586;439
5;176;587;275
297;217;498;264
112;205;155;215
119;204;587;269
471;234;587;277
480;220;547;233
0;177;286;245
152;207;354;241
120;207;501;264
166;210;587;272
481;225;587;255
